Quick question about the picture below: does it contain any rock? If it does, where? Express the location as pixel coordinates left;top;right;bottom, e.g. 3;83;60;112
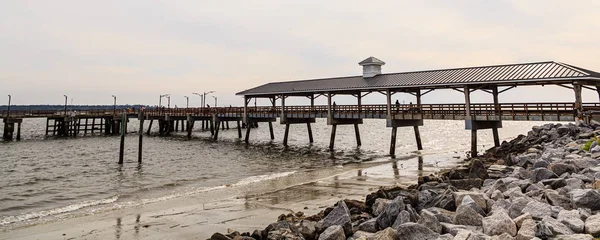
482;208;516;237
460;195;486;217
466;232;492;240
449;179;483;190
454;229;472;240
585;213;600;237
490;233;514;240
357;218;377;233
439;222;468;235
592;146;600;153
545;190;572;210
376;196;404;230
424;188;456;211
490;190;504;201
531;160;549;169
372;198;390;217
264;221;298;235
436;233;453;240
579;208;591;221
554;234;594;240
267;229;303;240
366;227;396;240
542;216;574;235
405;205;420;222
318;225;345;240
503;187;525;199
393;223;440;240
211;233;232;240
535;220;554;239
530;168;558;182
454;192;487;213
469;160;489;179
571;173;594;183
551;205;565;218
521;201;552;220
232;236;254;240
453;204;483;226
508;197;530;219
512;212;532;228
557;209;584;233
320;200;352;236
349;231;372;240
490;199;510;215
298;220;317;239
417;209;442;233
540;178;567;189
571;189;600;210
516;219;536;240
391;210;411;229
549;163;578;175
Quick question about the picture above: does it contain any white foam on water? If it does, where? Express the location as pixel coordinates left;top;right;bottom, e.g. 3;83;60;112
232;171;296;186
0;195;118;226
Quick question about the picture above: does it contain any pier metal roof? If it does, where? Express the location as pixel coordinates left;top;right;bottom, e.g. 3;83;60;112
237;61;600;96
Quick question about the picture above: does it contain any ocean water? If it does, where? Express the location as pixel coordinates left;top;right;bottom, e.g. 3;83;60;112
0;118;543;230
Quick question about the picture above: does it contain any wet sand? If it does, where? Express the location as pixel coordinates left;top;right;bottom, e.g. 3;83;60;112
0;154;461;239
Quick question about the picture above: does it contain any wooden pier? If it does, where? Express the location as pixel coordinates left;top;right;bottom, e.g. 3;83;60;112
2;59;600;158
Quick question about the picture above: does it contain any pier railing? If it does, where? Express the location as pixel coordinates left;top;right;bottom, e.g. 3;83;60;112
1;102;596;121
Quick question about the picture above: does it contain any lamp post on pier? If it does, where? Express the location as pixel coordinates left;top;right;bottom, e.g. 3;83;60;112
63;95;68;115
159;94;170;108
204;91;215;107
184;96;189;108
167;95;171;108
112;95;117;115
7;95;11;119
212;96;218;107
192;92;203;108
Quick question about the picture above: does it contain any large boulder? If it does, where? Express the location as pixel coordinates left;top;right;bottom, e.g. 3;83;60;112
298;220;317;239
469;160;489;179
264;221;299;236
367;227;396;240
391;210;411;229
512;212;532;228
376;196;405;230
585;213;600;237
318;225;345;240
320;200;352;236
460;195;486;217
520;200;552;220
549;163;578;176
482;208;517;237
453;192;487;213
372;198;391;217
508;197;531;219
357;218;377;233
542;216;574;236
545;190;572;210
516;219;536;240
571;189;600;210
417;209;442;233
557;209;584;233
453;204;483;226
530;168;559;182
393;223;440;240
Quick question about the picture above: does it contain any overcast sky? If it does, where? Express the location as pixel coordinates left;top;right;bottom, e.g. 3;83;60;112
1;0;599;107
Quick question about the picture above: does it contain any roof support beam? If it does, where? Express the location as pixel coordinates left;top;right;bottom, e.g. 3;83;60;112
556;84;574;90
421;89;435;96
582;85;596;91
452;88;464;93
499;86;516;94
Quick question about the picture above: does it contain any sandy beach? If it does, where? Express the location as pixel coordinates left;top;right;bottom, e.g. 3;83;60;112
0;153;461;239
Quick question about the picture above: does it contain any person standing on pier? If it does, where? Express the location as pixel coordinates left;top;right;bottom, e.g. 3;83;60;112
395;99;400;113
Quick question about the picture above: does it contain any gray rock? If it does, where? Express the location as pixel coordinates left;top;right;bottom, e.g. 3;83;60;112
267;229;303;240
545;189;572;210
393;222;440;240
532;160;549;169
490;190;504;201
318;225;345;240
210;233;231;240
454;229;472;240
466;232;492;240
508;197;531;219
579;208;591;221
426;207;454;223
439;222;468;236
264;221;299;235
564;178;585;191
453;204;483;226
366;227;396;240
320;200;353;236
454;192;487;213
469;160;489;179
554;234;594;240
405;204;420;222
516;219;536;240
391;210;410;229
551;205;565;218
357;218;377;233
530;168;558;182
571;173;594;183
512;212;532;228
349;231;373;240
417;209;442;233
525;183;544;193
371;198;390;217
549;163;578;175
571;189;600;210
461;195;486;217
482;208;517;237
298;220;317;239
535;220;554;239
490;233;514;240
521;200;552;220
542;216;574;235
504;187;525;199
585;213;600;237
490;199;510;215
436;233;454;240
557;209;584;233
376;196;404;230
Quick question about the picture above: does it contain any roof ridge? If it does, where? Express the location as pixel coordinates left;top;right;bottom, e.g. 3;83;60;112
555;62;599;76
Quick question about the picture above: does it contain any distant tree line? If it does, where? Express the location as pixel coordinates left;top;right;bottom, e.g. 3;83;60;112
0;105;155;111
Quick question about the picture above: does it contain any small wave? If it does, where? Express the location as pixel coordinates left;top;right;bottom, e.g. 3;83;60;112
232;171;296;186
0;195;118;226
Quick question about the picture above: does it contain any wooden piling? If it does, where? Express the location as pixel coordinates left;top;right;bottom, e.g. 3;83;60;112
283;123;290;146
175;120;179;132
268;122;274;140
187;115;193;139
209;119;214;135
244;122;251;143
147;119;153;135
213;120;220;140
492;127;500;147
16;122;21;141
226;121;229;129
354;124;361;146
471;129;478;158
118;112;126;164
237;121;242;138
414;126;423;150
390;127;397;156
91;118;96;133
307;123;314;143
329;124;337;150
45;118;50;136
84;118;89;135
138;112;144;163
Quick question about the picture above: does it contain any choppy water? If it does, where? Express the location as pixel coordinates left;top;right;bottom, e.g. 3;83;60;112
0;118;542;229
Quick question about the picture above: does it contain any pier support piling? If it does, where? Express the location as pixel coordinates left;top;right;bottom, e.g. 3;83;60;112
307;123;313;143
354;123;361;146
147;119;153;135
138;113;144;163
213;120;220;140
268;122;275;140
16;122;21;141
414;126;423;150
492;127;500;147
244;122;252;143
118;113;126;164
283;123;290;146
390;127;397;156
329;124;337;150
471;128;478;158
237;120;242;138
186;115;193;139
